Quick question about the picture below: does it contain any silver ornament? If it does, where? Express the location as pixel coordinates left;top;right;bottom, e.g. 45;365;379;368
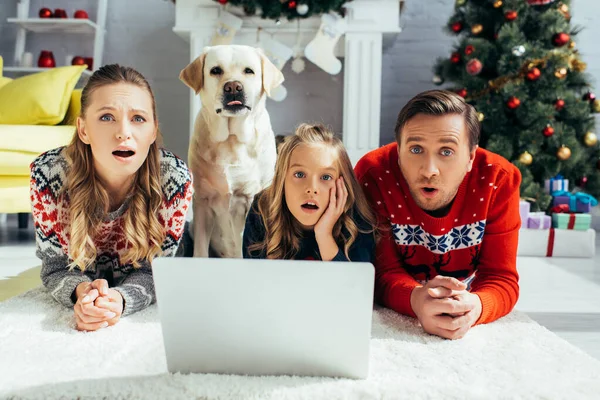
512;45;526;57
432;74;444;85
296;4;309;15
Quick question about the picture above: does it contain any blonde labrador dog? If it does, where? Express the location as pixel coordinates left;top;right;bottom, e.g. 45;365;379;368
180;45;283;258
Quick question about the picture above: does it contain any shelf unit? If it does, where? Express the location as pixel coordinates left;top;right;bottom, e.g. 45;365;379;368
5;0;107;78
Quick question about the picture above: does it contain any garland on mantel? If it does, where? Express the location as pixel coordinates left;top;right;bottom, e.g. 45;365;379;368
210;0;349;20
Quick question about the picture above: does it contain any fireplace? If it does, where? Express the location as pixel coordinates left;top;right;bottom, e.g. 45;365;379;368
173;0;402;164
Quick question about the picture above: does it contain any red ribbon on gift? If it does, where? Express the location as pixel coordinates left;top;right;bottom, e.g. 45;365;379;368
550;204;570;213
568;213;576;229
546;228;555;257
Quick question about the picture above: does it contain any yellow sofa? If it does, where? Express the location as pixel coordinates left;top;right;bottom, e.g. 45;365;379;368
0;56;82;227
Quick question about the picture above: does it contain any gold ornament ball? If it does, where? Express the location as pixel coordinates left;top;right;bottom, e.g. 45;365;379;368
583;132;598;147
554;67;568;79
471;24;483;35
493;0;503;8
558;3;570;19
568;41;576;49
519;151;533;165
477;112;485;122
456;0;466;5
593;99;600;113
557;145;571;161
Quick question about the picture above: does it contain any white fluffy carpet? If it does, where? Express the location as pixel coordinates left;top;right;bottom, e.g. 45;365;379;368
1;287;600;400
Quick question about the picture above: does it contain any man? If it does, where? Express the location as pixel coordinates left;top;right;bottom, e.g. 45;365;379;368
355;90;520;339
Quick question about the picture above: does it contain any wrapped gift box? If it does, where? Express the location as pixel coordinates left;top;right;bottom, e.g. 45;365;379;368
517;228;596;258
544;174;568;194
527;212;551;229
519;200;530;225
552;213;592;231
552;191;597;213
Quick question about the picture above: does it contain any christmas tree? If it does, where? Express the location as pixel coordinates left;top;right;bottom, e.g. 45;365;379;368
433;0;600;210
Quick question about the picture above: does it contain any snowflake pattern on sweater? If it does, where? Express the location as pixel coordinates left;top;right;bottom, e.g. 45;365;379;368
30;147;193;316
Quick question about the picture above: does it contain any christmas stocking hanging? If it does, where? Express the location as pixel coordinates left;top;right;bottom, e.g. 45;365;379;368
259;36;293;102
211;11;243;46
304;13;347;75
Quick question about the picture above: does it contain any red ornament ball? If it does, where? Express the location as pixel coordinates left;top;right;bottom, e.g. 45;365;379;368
465;45;475;55
451;52;461;64
507;96;521;109
217;0;227;4
53;8;67;18
583;92;596;102
451;22;463;33
577;176;588;187
543;125;555;137
555;99;565;111
466;59;483;76
553;32;570;47
73;10;89;19
288;0;297;9
456;88;468;98
39;8;53;18
526;67;541;81
71;56;86;66
505;11;518;21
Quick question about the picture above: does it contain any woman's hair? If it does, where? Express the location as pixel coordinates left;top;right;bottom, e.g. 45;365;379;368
250;123;377;260
63;64;165;271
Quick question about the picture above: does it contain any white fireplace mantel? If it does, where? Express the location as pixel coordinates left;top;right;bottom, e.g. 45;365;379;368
173;0;402;164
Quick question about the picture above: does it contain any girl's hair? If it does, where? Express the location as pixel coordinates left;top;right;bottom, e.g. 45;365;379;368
63;64;165;271
250;123;377;259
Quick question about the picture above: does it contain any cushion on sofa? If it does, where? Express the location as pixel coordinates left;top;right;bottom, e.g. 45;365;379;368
0;65;86;125
63;89;82;125
0;124;75;154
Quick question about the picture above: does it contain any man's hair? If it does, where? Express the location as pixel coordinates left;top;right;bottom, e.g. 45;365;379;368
394;90;481;150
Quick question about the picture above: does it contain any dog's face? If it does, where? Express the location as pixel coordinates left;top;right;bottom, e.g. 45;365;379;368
179;45;284;118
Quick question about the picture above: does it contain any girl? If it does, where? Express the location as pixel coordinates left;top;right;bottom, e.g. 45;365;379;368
30;64;193;331
243;123;376;261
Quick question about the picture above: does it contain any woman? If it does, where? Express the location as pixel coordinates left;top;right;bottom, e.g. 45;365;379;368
30;64;193;331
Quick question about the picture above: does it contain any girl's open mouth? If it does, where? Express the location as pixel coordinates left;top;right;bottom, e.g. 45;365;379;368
112;150;135;158
301;202;319;213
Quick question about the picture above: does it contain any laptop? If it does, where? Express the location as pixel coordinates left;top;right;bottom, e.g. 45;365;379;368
152;257;375;379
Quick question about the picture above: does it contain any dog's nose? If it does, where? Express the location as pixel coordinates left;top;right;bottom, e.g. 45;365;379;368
224;81;243;94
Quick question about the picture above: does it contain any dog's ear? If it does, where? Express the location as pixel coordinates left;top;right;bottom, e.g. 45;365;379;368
258;49;284;97
179;52;207;94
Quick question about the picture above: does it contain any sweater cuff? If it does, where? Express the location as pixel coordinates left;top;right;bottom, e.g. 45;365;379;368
472;290;495;325
386;282;419;318
114;284;154;317
52;275;92;308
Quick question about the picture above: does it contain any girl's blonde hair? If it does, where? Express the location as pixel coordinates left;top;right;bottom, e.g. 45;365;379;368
249;123;377;260
63;64;165;271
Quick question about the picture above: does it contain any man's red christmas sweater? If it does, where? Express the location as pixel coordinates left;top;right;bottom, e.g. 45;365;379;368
354;143;521;325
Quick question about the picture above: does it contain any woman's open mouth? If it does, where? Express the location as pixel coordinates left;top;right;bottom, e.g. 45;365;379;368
112;149;136;161
301;201;319;214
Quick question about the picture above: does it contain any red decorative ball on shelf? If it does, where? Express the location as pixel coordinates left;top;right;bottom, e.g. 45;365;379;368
84;57;94;70
465;45;475;55
555;99;565;111
526;67;541;81
543;125;555;137
451;22;463;33
71;56;86;66
288;0;297;9
466;59;483;76
507;96;521;109
73;10;89;19
38;50;56;68
450;52;461;64
217;0;228;4
53;9;67;18
456;88;468;98
505;10;518;21
583;92;596;102
39;8;53;18
553;32;570;47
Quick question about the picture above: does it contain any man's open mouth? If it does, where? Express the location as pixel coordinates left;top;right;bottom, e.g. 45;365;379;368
112;150;135;158
301;201;319;210
423;187;436;193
